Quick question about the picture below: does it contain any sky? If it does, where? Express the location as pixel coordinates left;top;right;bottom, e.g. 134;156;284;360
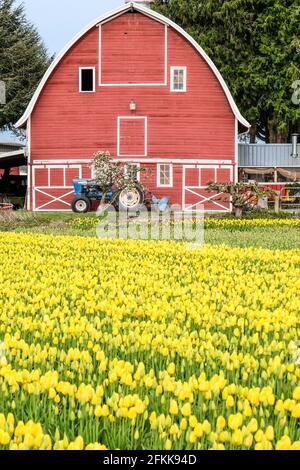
1;0;122;141
18;0;122;55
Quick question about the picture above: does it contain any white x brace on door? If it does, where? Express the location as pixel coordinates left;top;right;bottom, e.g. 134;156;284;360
32;165;82;211
182;164;233;212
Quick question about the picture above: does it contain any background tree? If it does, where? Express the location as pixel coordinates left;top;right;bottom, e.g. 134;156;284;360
153;0;300;143
0;0;51;134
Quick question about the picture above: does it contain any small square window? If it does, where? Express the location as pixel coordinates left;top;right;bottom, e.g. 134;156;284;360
79;67;95;92
170;67;187;92
157;164;173;187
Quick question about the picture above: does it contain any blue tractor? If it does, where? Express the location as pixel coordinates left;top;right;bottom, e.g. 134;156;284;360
71;178;145;213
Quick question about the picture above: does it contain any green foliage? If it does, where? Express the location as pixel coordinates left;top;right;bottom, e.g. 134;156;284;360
0;0;51;132
153;0;300;142
92;151;145;204
207;181;276;208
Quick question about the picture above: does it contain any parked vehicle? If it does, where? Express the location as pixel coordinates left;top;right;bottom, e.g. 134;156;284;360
71;178;145;213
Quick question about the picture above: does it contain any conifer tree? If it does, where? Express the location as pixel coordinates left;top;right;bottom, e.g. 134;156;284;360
154;0;300;142
0;0;51;132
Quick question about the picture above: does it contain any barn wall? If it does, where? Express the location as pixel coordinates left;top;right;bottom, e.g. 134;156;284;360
29;10;236;211
30;12;235;162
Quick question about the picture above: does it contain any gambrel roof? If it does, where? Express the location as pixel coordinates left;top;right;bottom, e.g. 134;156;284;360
15;2;250;129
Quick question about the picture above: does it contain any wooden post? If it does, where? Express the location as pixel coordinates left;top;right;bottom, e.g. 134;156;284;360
274;192;280;213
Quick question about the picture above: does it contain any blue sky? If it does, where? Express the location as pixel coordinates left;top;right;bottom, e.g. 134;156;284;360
20;0;121;55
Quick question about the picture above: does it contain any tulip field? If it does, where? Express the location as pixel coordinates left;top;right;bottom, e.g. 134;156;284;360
0;230;300;450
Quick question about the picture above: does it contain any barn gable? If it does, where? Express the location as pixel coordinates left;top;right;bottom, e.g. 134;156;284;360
15;2;250;212
15;2;249;129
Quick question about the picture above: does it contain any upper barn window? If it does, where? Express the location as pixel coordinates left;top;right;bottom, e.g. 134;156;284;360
79;67;95;92
170;66;187;92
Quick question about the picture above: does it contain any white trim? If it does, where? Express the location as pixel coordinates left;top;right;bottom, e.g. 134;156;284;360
34;189;74;211
32;164;82;211
117;116;147;157
33;158;233;165
164;25;168;86
157;163;173;187
170;66;187;92
182;164;233;212
234;118;238;182
27;116;31;210
15;2;250;128
98;25;102;86
79;67;96;93
99;83;167;87
99;17;167;87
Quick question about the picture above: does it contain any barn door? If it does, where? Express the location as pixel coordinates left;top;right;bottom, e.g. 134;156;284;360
32;165;82;211
183;165;233;212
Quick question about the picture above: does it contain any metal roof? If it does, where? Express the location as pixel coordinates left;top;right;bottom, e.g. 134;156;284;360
15;2;250;129
0;149;27;169
239;143;300;167
0;140;25;149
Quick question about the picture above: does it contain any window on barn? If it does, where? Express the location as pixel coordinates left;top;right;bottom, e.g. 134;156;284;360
79;67;95;92
157;164;173;187
170;67;187;92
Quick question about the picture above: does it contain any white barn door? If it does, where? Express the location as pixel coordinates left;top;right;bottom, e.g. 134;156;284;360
182;165;233;212
32;165;82;211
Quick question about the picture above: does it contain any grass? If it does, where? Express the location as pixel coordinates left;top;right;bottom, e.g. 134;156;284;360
0;210;299;250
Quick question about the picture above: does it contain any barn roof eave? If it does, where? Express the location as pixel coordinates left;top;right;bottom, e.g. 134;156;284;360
14;2;250;130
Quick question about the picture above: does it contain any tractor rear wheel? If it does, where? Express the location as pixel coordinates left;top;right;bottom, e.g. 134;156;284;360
117;186;144;211
71;196;91;213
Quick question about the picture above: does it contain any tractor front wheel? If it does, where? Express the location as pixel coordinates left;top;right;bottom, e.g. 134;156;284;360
71;196;91;213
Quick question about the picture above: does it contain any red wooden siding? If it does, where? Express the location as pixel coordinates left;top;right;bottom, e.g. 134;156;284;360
30;12;234;163
28;10;237;211
119;118;146;156
101;13;165;84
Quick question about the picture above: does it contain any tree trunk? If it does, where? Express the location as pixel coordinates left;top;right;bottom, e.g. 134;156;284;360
277;129;289;143
249;124;257;144
234;207;243;218
268;118;277;143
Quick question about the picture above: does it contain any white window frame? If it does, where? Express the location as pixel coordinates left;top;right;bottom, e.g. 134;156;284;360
170;66;187;92
79;67;96;93
157;163;173;188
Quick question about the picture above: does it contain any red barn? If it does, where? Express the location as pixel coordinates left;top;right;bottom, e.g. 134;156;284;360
15;1;249;212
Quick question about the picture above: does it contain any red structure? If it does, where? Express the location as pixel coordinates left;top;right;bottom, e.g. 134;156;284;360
16;1;249;212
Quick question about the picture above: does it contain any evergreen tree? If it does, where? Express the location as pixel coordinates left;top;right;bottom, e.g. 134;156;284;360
154;0;300;142
0;0;51;132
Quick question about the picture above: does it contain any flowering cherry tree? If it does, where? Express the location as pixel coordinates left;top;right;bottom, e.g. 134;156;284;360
206;182;276;217
92;151;144;206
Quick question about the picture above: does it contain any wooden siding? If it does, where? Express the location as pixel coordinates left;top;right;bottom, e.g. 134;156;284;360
101;13;165;84
29;10;236;210
30;12;234;162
